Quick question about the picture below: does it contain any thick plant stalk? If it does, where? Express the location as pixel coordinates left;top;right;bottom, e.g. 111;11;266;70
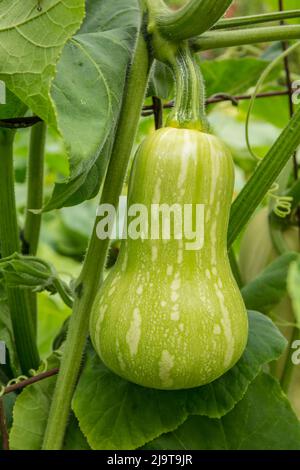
42;32;151;450
23;121;47;336
24;121;46;256
0;130;40;373
193;25;300;51
228;105;300;247
149;0;233;40
214;10;300;30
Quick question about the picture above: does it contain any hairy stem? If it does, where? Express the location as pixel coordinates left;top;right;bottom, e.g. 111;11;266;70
0;130;39;373
42;32;151;450
167;44;209;131
192;25;300;51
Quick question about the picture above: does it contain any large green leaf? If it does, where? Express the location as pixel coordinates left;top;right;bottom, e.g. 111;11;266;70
0;392;16;449
146;373;300;450
72;311;286;450
8;354;84;450
0;0;85;126
9;354;60;450
242;252;299;313
44;0;140;210
7;311;286;450
78;0;140;33
44;135;113;211
202;58;275;97
63;414;90;450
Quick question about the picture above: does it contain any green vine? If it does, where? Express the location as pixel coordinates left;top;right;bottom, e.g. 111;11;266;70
192;25;300;51
42;31;152;450
214;10;300;30
149;0;233;41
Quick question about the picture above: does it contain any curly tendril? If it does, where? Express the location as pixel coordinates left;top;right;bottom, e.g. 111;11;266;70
0;359;49;397
268;183;293;218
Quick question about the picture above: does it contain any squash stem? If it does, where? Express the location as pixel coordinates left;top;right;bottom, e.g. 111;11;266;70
167;44;209;132
42;31;151;450
0;129;40;373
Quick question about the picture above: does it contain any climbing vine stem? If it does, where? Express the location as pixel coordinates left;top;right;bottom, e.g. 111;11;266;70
42;31;151;450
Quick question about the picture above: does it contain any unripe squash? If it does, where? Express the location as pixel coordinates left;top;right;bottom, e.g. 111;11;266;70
90;128;248;390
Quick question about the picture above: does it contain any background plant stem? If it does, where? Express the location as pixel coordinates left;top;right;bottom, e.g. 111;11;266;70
24;121;46;256
214;10;300;30
193;25;300;51
0;130;39;373
42;32;151;450
23;121;47;337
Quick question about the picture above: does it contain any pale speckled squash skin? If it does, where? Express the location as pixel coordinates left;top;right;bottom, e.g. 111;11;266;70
90;128;248;390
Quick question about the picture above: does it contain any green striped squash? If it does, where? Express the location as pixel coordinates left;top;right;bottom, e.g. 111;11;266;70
90;127;248;390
